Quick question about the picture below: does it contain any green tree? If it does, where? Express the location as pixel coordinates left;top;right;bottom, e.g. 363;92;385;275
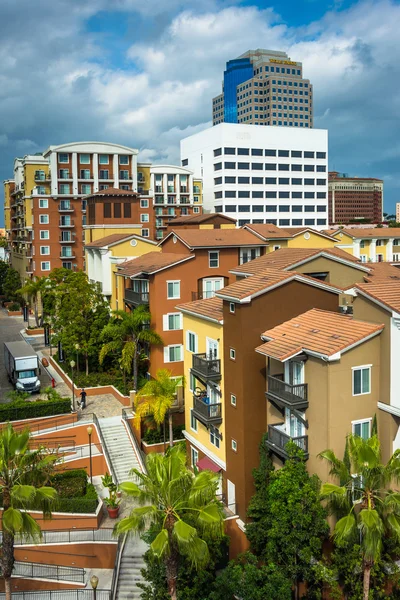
99;306;162;390
3;268;21;303
115;445;224;600
319;434;400;600
51;271;110;374
0;424;58;600
135;369;183;448
0;260;10;296
246;442;329;599
17;277;46;327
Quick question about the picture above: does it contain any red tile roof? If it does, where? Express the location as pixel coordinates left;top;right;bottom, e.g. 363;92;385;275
85;233;148;248
354;282;400;314
162;229;267;248
363;262;400;282
335;228;400;239
244;224;337;241
256;308;384;361
167;213;236;225
116;252;194;277
176;297;223;323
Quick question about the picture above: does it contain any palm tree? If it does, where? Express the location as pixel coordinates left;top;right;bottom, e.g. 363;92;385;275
135;369;184;448
319;434;400;600
17;277;46;327
0;424;58;600
99;306;163;391
115;445;224;600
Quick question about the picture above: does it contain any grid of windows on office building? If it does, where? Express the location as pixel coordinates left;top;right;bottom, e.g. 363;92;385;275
212;145;327;226
223;58;254;123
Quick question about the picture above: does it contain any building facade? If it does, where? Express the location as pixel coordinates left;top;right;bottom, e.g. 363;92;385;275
329;227;400;262
328;171;383;224
181;123;328;228
396;203;400;223
212;49;313;128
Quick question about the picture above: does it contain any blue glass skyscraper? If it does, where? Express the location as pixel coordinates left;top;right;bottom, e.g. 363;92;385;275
223;58;253;123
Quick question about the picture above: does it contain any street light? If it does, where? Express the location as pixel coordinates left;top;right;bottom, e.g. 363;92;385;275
70;360;76;411
87;425;93;484
90;575;99;600
75;343;80;375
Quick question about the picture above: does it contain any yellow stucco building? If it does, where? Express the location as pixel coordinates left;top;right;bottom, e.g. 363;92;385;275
244;223;340;253
326;227;400;263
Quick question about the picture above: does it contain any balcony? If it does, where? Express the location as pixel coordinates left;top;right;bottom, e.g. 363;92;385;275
179;198;190;204
59;236;75;243
155;186;163;193
60;254;75;259
192;394;222;427
180;187;188;193
26;265;33;274
59;220;74;228
265;424;309;460
191;353;221;382
266;375;308;410
124;288;149;306
34;172;46;182
58;204;74;212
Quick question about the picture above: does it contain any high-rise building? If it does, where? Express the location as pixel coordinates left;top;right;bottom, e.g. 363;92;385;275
212;49;313;128
328;171;383;224
395;202;400;223
181;123;328;229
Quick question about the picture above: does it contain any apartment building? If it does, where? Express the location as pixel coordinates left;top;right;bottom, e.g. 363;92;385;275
329;227;400;262
212;49;313;128
181;123;328;228
165;213;236;234
257;309;383;483
396;203;400;222
243;222;338;250
328;171;383;224
137;164;203;240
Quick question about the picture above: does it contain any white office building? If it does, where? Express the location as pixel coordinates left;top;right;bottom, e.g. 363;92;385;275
181;123;328;229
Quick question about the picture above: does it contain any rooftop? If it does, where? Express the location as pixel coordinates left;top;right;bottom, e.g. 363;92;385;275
244;224;337;242
363;262;400;282
84;187;140;198
85;233;152;248
167;213;236;225
116;252;194;277
161;229;266;249
176;297;223;323
354;282;400;314
256;308;384;361
333;228;400;239
231;247;363;276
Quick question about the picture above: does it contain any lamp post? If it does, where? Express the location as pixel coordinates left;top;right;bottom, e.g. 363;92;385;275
90;575;99;600
70;360;76;411
87;425;93;483
75;343;80;375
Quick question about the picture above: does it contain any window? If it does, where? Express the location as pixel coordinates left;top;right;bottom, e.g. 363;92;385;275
278;150;289;157
39;199;48;208
163;313;182;331
119;170;130;180
59;169;70;179
190;410;198;432
230;302;235;314
39;214;49;224
278;164;289;171
291;150;302;158
210;428;220;448
80;154;90;164
224;147;235;154
99;154;109;165
140;214;149;223
252;148;263;156
209;251;219;268
304;151;315;158
58;153;69;163
141;229;149;238
191;446;199;468
187;331;198;353
265;149;276;156
225;162;236;169
167;281;180;299
40;231;49;240
140;199;148;208
265;163;276;171
119;155;129;165
214;148;222;157
376;239;384;247
238;162;249;170
231;439;237;452
214;177;222;185
231;394;237;406
316;152;326;159
40;246;50;255
80;169;90;180
238;148;249;155
81;184;91;194
60;184;70;194
265;177;276;184
353;366;371;396
352;419;371;440
229;348;236;360
99;169;109;179
41;261;50;271
164;345;183;363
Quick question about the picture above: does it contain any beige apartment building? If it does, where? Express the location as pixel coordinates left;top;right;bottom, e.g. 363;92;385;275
212;48;313;128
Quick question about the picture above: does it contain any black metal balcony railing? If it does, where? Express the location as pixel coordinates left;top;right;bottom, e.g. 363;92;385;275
124;288;149;305
191;353;221;381
59;220;74;227
265;424;308;460
266;375;308;409
193;394;222;426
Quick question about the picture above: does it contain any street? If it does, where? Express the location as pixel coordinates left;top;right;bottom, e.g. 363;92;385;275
0;309;50;403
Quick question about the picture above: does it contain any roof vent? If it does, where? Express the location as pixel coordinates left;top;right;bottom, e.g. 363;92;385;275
311;329;320;333
331;334;340;339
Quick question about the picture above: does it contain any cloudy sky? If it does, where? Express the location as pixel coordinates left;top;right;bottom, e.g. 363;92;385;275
1;0;399;224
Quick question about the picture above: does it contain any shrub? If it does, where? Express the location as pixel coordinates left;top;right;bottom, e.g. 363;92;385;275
0;398;71;422
50;470;98;513
57;483;98;513
8;302;21;311
143;425;185;445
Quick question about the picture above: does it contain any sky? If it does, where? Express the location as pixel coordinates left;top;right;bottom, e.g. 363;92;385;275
1;0;400;226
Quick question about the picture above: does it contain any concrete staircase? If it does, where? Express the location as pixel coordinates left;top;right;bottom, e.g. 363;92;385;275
116;537;148;599
97;416;141;484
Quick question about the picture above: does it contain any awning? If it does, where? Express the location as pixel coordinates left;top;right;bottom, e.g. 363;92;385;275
196;456;222;473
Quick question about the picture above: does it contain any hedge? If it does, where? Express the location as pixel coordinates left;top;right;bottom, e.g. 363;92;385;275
0;399;71;422
51;469;99;514
143;424;185;445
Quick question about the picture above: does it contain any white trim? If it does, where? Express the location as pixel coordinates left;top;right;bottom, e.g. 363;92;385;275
186;330;198;353
208;250;220;268
190;409;198;433
166;280;181;300
163;344;183;363
163;312;182;331
378;401;400;417
124;255;194;279
183;430;226;470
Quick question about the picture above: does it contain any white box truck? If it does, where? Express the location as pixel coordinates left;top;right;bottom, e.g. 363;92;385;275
4;341;41;394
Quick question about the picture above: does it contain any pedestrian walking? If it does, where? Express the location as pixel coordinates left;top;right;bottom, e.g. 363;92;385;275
79;388;87;409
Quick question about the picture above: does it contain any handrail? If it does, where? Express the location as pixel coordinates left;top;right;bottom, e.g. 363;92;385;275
111;534;126;600
0;560;85;583
0;528;114;545
92;414;118;484
0;590;111;600
121;409;146;473
8;413;94;437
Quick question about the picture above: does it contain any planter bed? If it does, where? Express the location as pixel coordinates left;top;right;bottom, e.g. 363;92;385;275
7;310;22;316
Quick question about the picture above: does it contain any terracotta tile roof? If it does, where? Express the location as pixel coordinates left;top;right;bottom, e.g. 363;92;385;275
116;252;194;277
256;308;384;361
167;213;236;225
244;224;337;241
337;228;400;239
217;269;341;302
85;187;139;198
176;297;223;323
231;247;363;276
363;262;400;282
85;233;142;248
354;282;400;314
286;227;338;241
162;229;267;248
